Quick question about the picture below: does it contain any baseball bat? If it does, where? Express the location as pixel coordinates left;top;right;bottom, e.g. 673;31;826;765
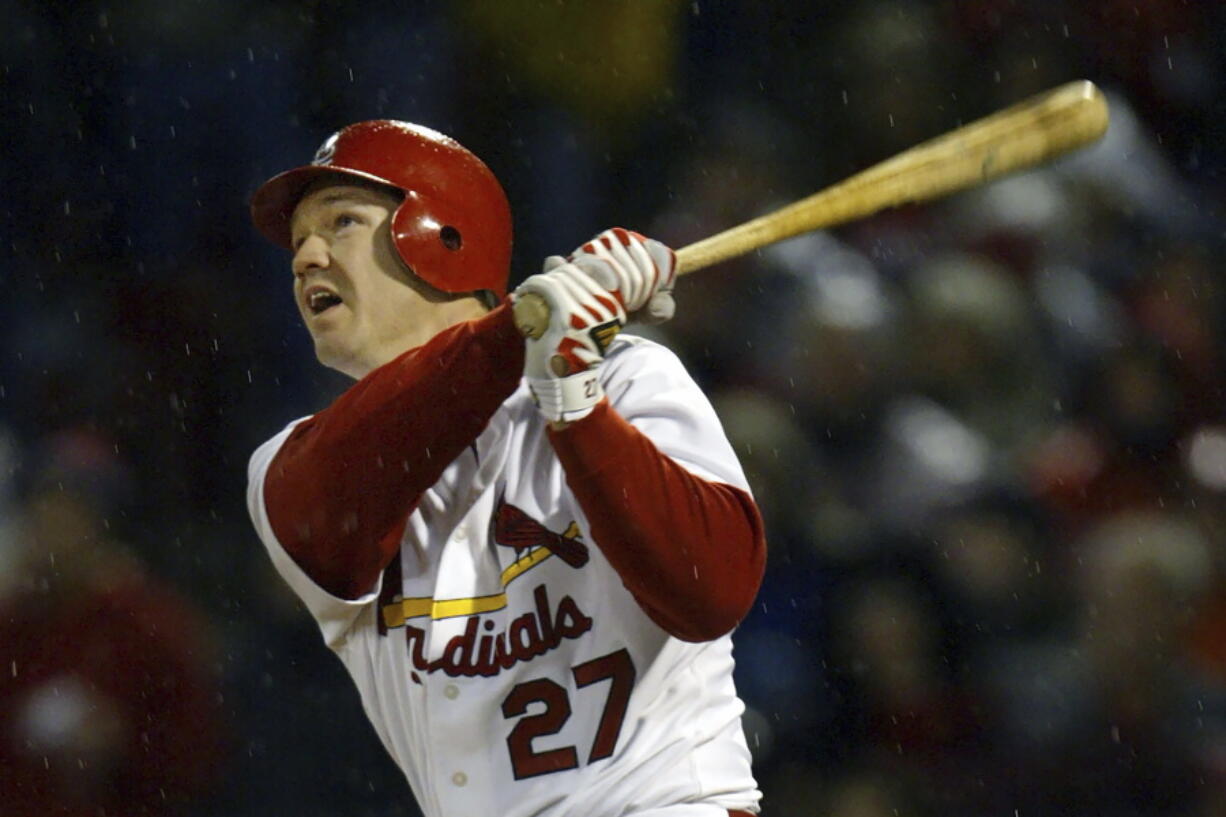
514;79;1109;338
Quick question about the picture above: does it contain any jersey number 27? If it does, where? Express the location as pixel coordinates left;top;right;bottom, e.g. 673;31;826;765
501;648;636;780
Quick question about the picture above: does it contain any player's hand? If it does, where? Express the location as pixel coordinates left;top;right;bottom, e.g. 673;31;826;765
513;261;627;423
544;228;677;324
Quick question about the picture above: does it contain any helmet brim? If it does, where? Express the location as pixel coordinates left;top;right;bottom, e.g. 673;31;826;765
250;165;401;250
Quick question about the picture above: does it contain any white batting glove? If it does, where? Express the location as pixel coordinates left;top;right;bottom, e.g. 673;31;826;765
544;228;678;324
514;262;627;423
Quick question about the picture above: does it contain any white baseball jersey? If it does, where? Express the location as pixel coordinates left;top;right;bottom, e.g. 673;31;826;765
247;334;762;817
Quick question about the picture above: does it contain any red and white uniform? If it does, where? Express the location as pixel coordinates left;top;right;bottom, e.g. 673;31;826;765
246;305;765;816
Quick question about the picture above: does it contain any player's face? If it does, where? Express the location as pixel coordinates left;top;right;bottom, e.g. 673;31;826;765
288;184;454;378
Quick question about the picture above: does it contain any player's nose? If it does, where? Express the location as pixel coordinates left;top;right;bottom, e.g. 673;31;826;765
292;234;330;277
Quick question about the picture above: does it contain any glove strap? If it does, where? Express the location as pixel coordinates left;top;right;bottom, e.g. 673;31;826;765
528;371;604;423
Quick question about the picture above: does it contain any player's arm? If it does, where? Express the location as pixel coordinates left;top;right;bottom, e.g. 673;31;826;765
515;230;766;642
261;305;523;599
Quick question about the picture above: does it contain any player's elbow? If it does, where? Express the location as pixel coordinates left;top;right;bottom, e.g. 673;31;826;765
657;539;767;643
661;582;762;642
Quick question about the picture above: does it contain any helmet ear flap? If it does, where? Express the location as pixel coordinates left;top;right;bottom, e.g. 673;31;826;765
390;193;461;290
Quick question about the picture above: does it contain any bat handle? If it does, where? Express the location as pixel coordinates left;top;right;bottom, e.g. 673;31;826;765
513;293;550;339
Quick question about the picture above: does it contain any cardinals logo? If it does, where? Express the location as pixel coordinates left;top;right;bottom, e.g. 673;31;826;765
378;501;591;637
494;502;589;568
311;132;339;165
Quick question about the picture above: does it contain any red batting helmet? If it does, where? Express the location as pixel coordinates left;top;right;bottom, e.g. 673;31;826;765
251;120;512;298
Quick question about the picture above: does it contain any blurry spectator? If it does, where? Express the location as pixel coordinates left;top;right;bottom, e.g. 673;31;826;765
0;429;226;816
1027;336;1186;540
947;171;1086;285
902;250;1054;451
1126;243;1225;424
865;396;994;533
712;387;825;544
927;491;1061;643
827;572;990;812
983;511;1221;815
1183;426;1226;690
767;232;902;454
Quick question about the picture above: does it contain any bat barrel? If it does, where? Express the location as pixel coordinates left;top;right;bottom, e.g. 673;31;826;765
675;80;1108;275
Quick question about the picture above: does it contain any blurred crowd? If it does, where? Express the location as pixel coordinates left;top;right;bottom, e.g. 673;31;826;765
2;1;1224;815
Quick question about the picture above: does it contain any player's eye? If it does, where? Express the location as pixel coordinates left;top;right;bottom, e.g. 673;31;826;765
333;212;361;231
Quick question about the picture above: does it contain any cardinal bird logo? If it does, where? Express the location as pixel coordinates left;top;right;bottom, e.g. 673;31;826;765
494;502;589;568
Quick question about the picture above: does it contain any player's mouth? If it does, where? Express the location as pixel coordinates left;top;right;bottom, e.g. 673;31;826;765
303;284;344;316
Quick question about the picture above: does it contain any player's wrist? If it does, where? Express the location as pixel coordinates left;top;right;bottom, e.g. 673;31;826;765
528;369;604;423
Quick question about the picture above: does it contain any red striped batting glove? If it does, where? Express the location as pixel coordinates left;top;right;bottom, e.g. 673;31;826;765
544;228;678;324
513;262;628;423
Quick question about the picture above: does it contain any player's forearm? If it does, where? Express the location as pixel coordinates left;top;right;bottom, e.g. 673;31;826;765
264;304;524;598
549;401;766;641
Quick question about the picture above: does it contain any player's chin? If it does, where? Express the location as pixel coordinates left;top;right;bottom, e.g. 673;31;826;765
310;332;361;377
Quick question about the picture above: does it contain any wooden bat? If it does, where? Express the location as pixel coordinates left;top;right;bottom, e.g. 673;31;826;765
514;79;1109;338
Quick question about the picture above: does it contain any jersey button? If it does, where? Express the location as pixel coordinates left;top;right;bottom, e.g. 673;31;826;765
451;771;468;787
444;684;460;700
454;525;468;543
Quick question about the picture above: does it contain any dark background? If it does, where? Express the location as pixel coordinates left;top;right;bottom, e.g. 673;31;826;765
2;1;1225;815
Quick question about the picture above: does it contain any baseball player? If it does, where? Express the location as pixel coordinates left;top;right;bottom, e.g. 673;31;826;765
246;120;766;816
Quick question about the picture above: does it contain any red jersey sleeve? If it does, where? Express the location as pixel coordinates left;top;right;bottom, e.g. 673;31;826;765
548;400;767;642
263;304;524;599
